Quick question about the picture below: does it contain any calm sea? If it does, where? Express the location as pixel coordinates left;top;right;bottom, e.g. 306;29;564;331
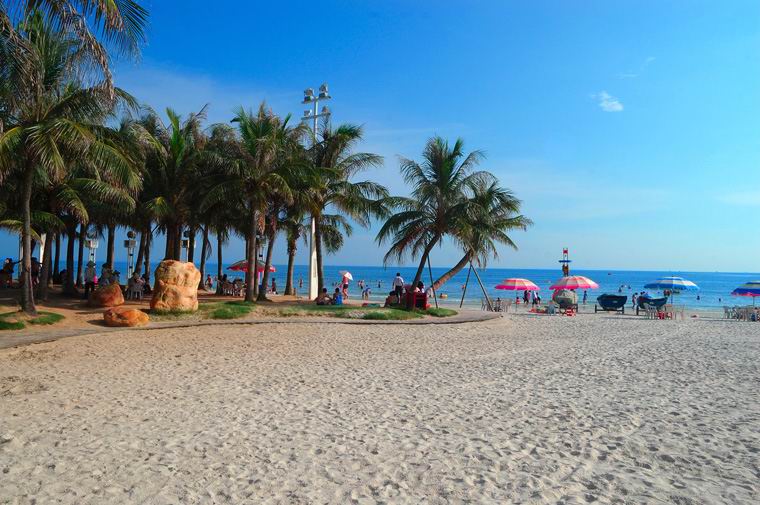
101;261;758;311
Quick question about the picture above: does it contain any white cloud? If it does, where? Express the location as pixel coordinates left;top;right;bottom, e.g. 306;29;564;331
594;91;624;112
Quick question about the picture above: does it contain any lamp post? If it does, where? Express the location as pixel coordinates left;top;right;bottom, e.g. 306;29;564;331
85;234;99;265
181;231;190;262
124;231;137;278
301;83;331;300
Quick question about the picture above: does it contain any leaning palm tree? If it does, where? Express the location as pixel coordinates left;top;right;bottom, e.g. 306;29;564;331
376;136;491;289
308;123;386;291
0;14;138;314
432;180;532;290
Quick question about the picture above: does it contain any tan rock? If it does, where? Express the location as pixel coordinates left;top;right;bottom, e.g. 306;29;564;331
150;260;200;312
103;307;149;327
89;283;124;307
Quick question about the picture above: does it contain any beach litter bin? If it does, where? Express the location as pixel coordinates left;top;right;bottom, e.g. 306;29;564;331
405;291;428;310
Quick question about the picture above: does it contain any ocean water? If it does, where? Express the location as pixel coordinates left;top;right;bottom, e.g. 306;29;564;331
100;260;758;311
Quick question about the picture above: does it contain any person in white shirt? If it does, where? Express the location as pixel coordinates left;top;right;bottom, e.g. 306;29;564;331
392;272;405;303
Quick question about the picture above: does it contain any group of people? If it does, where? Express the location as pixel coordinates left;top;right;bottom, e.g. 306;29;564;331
315;287;344;306
517;289;543;306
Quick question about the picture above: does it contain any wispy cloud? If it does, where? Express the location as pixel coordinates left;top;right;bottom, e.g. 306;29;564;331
593;91;624;112
617;56;656;79
715;190;760;207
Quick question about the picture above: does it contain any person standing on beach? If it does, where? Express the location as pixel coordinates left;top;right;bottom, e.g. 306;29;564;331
299;276;303;290
392;272;405;303
583;291;588;305
83;262;96;299
523;289;529;305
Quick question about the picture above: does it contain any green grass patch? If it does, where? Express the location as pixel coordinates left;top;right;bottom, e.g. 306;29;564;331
359;309;423;320
0;310;65;330
204;301;255;320
27;312;65;325
425;308;457;317
277;304;455;321
0;319;25;330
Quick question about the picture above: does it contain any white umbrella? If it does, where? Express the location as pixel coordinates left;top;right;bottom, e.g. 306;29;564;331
339;270;353;281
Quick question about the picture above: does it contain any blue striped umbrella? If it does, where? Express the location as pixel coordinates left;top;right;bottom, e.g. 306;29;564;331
732;281;760;305
644;276;699;303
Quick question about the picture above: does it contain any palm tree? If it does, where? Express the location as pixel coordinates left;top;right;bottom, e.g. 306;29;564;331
140;107;207;261
204;103;304;302
2;0;148;93
432;180;531;290
0;14;138;314
308;124;385;292
376;136;490;289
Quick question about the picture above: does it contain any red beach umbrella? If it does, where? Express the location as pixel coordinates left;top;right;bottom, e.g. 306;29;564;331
227;260;275;273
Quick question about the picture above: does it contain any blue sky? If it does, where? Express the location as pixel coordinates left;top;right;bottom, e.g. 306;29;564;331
4;0;760;272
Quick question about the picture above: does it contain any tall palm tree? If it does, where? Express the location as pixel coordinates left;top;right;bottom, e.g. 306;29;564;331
203;103;304;302
2;0;148;93
308;123;386;292
376;136;490;289
432;180;531;290
0;14;138;314
140;107;207;260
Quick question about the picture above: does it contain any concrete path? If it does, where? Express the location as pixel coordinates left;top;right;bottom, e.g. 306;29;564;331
0;310;501;351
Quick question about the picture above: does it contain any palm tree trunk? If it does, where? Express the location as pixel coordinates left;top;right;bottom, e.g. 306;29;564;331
20;165;36;316
135;227;146;276
216;233;223;280
172;224;182;260
53;232;61;279
164;226;173;259
62;223;78;296
285;234;296;296
432;251;472;291
76;224;86;287
188;228;196;263
106;223;116;267
257;227;276;302
198;226;209;290
37;233;53;300
314;217;324;292
413;234;440;288
143;226;152;287
245;208;257;302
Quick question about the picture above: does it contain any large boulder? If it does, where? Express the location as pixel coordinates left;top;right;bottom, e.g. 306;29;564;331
89;283;124;307
150;260;200;312
103;307;149;327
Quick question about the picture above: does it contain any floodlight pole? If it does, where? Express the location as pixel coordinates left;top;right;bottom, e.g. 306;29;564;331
301;84;332;300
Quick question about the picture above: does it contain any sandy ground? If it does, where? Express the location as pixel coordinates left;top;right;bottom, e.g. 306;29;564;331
1;314;759;504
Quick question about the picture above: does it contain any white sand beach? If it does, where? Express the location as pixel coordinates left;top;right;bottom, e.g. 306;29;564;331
1;314;759;504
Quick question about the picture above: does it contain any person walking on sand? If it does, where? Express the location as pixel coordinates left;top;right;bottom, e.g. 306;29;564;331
523;289;530;305
583;290;588;305
392;272;405;304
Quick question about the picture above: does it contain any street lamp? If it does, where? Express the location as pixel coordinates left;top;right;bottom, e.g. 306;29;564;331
85;234;99;264
301;83;332;300
181;231;190;262
124;231;137;278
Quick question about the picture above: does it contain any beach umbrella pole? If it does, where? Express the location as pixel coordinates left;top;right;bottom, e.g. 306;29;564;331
470;261;492;311
427;257;438;309
460;263;472;308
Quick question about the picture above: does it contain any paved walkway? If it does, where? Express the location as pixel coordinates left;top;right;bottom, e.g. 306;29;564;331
0;310;501;351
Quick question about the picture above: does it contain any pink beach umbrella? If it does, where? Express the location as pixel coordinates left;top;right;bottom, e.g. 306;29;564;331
550;275;599;291
495;278;540;291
